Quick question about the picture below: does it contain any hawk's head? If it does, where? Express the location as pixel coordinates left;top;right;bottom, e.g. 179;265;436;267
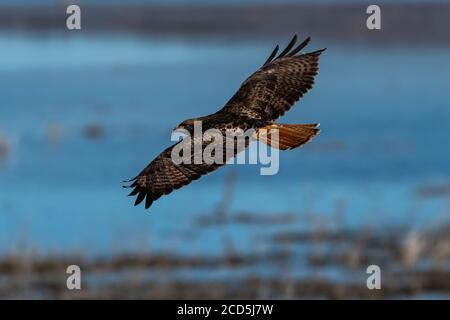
174;118;196;134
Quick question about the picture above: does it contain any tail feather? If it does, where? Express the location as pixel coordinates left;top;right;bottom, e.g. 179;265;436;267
257;123;320;150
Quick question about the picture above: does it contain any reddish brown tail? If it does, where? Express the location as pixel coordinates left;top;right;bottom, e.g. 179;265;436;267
256;123;320;150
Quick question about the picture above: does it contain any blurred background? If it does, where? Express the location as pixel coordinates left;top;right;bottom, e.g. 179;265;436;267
1;0;450;299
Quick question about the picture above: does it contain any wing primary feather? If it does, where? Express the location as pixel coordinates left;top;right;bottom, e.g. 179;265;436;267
134;191;146;206
152;192;163;202
308;48;327;56
287;36;311;57
128;187;140;196
123;176;137;183
122;181;137;188
145;194;153;209
275;34;297;59
263;45;279;66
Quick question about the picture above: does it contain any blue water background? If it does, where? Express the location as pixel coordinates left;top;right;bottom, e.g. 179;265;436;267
0;33;450;257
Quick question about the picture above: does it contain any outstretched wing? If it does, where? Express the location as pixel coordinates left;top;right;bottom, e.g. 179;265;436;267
124;136;239;209
221;35;325;121
125;36;325;209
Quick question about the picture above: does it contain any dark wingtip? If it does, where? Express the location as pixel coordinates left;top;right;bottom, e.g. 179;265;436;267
123;177;136;183
128;187;140;197
263;34;318;66
275;34;298;59
145;195;153;209
122;181;137;189
309;48;327;56
263;44;279;66
134;191;146;206
287;36;311;57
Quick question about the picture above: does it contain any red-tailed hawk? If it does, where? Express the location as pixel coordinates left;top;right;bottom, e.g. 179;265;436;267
124;35;325;209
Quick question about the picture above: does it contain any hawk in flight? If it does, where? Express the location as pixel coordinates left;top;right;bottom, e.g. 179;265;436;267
124;35;325;209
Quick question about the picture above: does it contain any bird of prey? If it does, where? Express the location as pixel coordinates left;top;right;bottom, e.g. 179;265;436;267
124;35;325;209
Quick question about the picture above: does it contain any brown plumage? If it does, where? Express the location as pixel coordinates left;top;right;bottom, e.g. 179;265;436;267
257;123;321;151
124;35;326;209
